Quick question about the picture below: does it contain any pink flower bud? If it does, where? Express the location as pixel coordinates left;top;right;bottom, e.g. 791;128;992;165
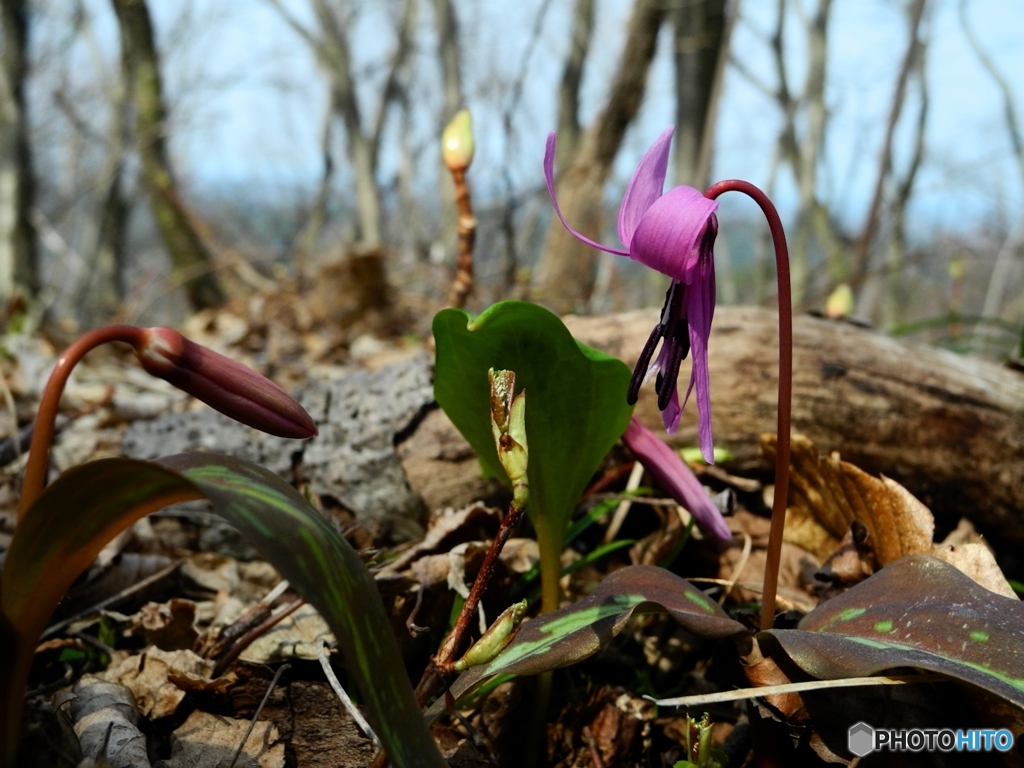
136;328;318;439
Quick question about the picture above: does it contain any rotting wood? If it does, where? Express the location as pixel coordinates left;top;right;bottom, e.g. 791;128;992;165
400;306;1024;548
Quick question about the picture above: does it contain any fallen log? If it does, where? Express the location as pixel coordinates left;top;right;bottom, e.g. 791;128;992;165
400;306;1024;549
568;306;1024;547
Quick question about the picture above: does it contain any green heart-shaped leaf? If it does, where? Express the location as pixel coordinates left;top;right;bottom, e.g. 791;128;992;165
1;455;445;768
433;300;633;551
763;555;1024;708
427;565;745;720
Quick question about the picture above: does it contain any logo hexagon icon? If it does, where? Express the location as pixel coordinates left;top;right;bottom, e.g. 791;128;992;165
848;722;875;757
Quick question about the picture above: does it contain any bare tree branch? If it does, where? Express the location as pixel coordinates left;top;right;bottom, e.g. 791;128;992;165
500;0;555;290
431;0;464;121
0;0;40;306
959;0;1024;178
533;0;668;313
111;0;225;310
673;0;727;188
272;0;415;247
852;0;927;292
555;0;594;167
371;0;417;164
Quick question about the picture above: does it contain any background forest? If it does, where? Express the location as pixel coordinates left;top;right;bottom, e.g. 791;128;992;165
1;2;1024;766
1;0;1022;357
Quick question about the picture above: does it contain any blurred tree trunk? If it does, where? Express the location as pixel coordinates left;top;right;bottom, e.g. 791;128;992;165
672;0;728;189
532;0;667;314
783;0;833;305
961;0;1024;355
733;0;839;305
0;0;39;310
79;78;131;326
432;0;463;121
857;16;930;329
554;0;593;169
272;0;415;249
851;0;928;296
111;0;225;311
431;0;465;272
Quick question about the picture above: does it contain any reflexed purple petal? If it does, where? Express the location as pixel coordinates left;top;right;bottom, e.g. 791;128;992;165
661;388;681;434
629;187;718;282
621;417;731;540
617;127;674;248
544;132;629;257
685;224;717;463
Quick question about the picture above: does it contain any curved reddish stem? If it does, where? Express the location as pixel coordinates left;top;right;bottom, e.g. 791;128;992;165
704;180;792;631
18;325;147;521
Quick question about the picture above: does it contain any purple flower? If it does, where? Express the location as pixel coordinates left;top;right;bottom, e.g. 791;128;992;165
545;127;719;462
622;417;730;541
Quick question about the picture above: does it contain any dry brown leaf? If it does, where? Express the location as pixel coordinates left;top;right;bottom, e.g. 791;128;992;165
182;552;241;593
124;599;198;651
382;502;502;574
158;709;284;768
930;542;1016;599
69;676;150;768
238;603;332;663
761;434;933;565
762;434;1015;598
102;647;215;719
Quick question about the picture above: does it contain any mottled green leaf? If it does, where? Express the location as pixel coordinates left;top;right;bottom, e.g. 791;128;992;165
429;565;745;719
158;454;446;767
763;555;1024;708
1;459;204;765
1;456;445;768
433;301;634;547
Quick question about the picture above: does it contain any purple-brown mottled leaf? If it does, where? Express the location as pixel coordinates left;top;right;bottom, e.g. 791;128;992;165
157;453;446;767
1;456;445;768
429;565;745;718
763;555;1024;708
1;459;204;765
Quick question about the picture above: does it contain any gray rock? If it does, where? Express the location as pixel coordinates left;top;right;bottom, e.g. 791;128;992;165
122;355;435;541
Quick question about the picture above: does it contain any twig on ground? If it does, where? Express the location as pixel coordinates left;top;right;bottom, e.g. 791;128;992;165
212;597;305;678
41;558;184;640
318;639;380;747
201;579;291;659
604;460;645;542
648;673;950;708
721;531;752;605
405;586;429;636
226;663;291;768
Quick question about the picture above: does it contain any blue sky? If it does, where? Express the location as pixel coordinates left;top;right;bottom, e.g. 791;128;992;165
54;0;1024;234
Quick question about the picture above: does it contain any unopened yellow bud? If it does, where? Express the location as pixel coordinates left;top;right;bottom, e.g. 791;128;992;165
442;109;474;172
824;283;854;319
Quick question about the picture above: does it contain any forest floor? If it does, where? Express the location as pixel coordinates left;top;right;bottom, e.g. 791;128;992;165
3;267;1023;768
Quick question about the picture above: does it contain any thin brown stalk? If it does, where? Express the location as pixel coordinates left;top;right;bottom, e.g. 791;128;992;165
212;598;305;678
413;497;526;707
445;166;477;309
